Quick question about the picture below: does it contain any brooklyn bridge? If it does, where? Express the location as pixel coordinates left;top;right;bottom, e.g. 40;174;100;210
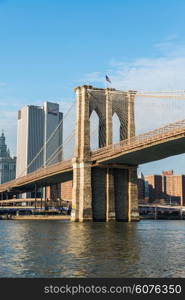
1;85;185;221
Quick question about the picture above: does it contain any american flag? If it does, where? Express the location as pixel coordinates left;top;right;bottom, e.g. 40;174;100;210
105;75;111;83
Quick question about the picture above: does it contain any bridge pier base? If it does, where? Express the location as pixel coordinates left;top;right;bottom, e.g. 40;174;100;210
128;167;140;221
71;164;139;222
92;167;106;221
91;166;140;222
71;159;92;222
106;168;116;221
114;168;129;221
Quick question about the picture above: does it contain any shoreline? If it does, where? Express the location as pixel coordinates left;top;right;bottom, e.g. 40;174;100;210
1;215;184;221
0;215;71;220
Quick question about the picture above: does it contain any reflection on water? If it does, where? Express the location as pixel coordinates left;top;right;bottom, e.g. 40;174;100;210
0;220;185;277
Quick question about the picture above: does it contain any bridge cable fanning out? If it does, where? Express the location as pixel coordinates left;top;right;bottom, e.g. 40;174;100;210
135;91;185;136
18;101;76;177
46;130;75;166
89;89;185;152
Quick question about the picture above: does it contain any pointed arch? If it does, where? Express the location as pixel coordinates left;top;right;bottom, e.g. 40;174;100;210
90;108;106;149
112;109;128;141
90;110;100;150
112;112;121;144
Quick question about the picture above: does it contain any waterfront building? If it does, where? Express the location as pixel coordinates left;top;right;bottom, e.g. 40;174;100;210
144;175;163;203
137;172;146;203
138;170;185;205
162;171;185;205
0;131;16;184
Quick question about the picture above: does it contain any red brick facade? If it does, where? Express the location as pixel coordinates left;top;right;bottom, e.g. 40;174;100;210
45;181;72;201
138;171;185;205
61;181;73;201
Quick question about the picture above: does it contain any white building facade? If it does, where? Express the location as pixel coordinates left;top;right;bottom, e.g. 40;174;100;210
16;102;63;178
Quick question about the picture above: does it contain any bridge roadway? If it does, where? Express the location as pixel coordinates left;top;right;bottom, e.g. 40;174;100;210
1;118;185;194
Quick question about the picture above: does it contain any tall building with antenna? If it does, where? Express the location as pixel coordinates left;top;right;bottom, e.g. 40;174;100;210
16;102;63;178
0;131;16;184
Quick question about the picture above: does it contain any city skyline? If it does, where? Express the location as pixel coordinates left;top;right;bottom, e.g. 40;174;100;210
1;0;185;174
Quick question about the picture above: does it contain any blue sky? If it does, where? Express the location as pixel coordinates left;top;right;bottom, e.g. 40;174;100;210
1;0;185;175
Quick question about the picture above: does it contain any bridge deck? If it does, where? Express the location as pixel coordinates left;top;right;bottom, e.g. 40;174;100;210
0;159;73;193
1;119;185;193
92;119;185;165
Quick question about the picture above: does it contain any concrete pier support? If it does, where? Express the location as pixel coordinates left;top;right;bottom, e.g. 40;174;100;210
128;167;140;221
92;167;106;221
91;167;116;222
71;159;92;221
71;159;80;221
106;168;115;221
114;168;129;221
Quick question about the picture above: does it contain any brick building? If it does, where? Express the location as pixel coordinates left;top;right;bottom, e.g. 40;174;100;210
138;170;185;205
45;181;73;202
144;175;163;203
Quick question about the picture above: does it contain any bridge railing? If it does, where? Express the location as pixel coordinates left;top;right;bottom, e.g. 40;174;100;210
91;118;185;159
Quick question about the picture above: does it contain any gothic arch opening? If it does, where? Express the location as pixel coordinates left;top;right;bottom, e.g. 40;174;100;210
90;110;100;150
112;112;121;144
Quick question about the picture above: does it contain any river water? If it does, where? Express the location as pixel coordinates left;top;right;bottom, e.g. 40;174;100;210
0;220;185;278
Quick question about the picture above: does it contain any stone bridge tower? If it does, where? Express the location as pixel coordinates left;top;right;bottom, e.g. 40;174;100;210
71;85;139;222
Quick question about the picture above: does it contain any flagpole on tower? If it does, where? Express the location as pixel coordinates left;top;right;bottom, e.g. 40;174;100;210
105;74;111;89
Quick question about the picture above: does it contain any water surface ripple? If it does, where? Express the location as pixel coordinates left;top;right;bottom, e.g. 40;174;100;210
0;220;185;277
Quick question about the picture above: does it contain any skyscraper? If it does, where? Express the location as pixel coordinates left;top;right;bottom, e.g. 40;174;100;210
0;131;16;184
16;102;63;178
